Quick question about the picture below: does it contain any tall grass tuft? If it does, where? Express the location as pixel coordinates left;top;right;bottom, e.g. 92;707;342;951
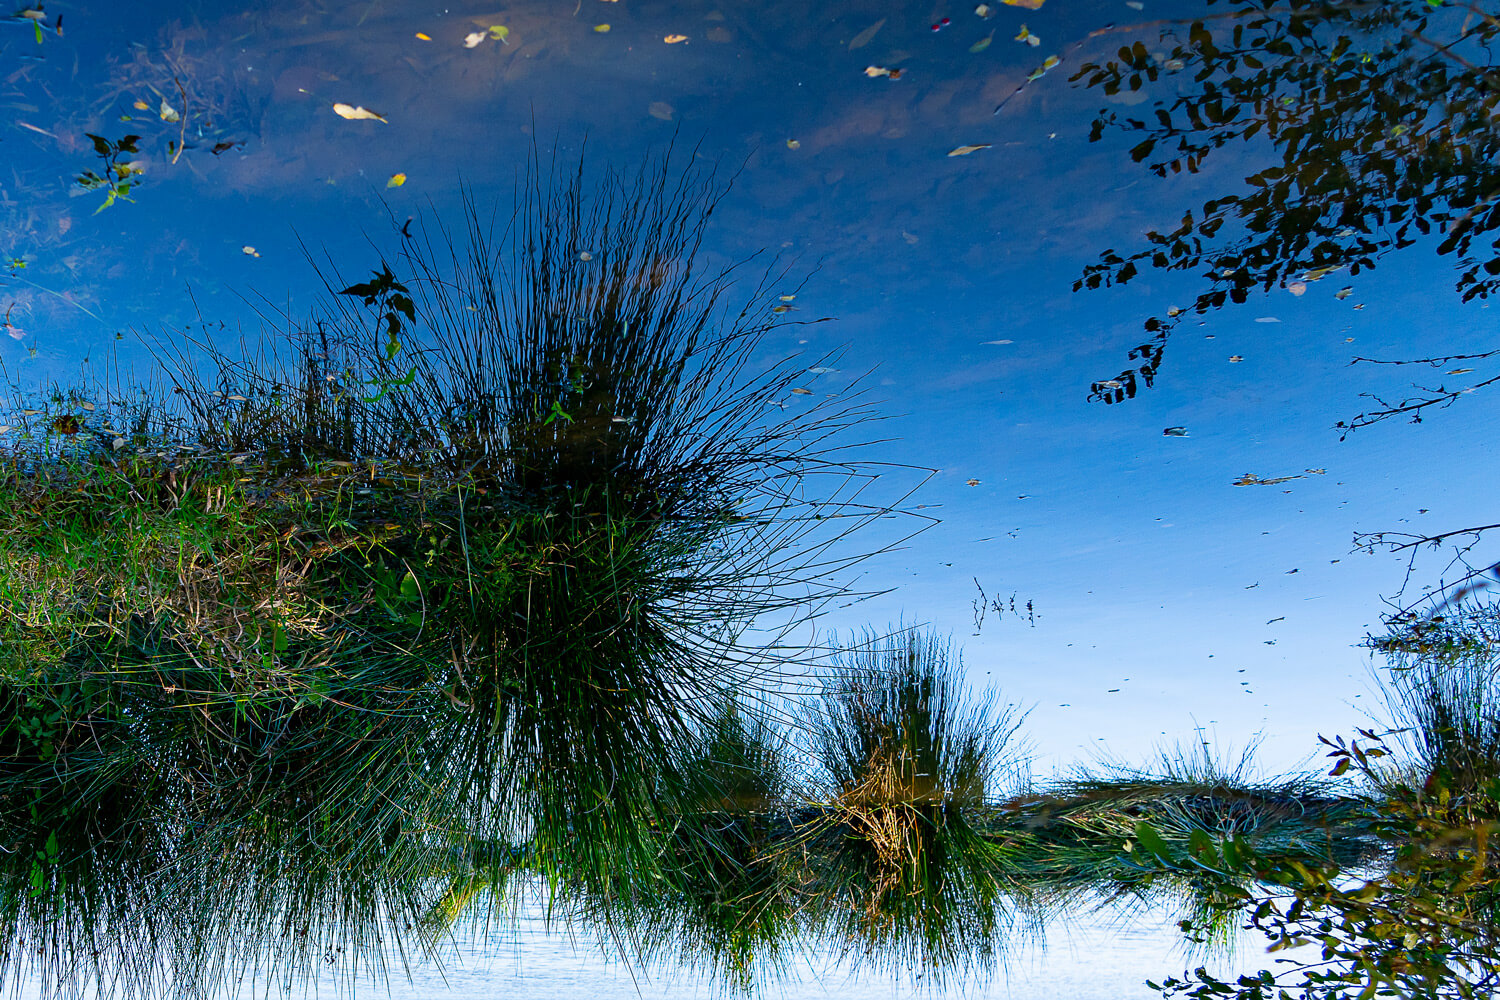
798;627;1027;984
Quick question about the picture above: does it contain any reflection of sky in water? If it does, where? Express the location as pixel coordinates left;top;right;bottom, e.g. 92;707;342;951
1;0;1493;990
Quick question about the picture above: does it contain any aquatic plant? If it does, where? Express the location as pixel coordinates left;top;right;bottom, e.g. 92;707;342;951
797;627;1027;984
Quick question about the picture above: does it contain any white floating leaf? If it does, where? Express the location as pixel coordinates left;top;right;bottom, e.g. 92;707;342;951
332;103;388;123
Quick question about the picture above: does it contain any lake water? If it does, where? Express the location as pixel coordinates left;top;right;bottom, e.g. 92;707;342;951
0;0;1492;994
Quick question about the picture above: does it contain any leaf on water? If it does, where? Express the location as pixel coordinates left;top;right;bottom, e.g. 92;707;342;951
1287;281;1306;296
463;31;485;47
594;23;611;32
848;18;886;50
1162;426;1187;436
158;99;180;123
865;65;903;79
983;339;1014;345
948;144;992;156
79;401;94;411
415;32;431;40
786;139;801;149
387;172;407;188
780;295;796;301
1025;55;1061;80
975;4;994;17
1003;0;1045;9
663;34;688;43
1255;316;1280;323
1234;472;1307;486
966;478;980;486
578;251;593;261
1126;1;1144;8
132;99;150;111
1013;24;1039;46
1228;355;1243;362
1303;265;1342;281
489;25;510;42
790;387;814;395
242;246;260;257
970;29;995;52
648;101;674;120
111;436;124;450
808;366;838;373
1335;286;1353;299
1448;368;1474;375
332;103;387;122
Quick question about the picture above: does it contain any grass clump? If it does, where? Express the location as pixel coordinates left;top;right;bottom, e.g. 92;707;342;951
797;627;1027;985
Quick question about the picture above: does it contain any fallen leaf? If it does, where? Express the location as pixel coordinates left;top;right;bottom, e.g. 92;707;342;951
578;251;593;261
1003;0;1045;9
1013;24;1040;46
648;101;674;120
1287;281;1306;295
983;339;1014;345
663;33;688;43
1162;426;1187;436
1448;368;1474;375
1126;0;1143;8
975;3;994;16
17;8;44;20
790;387;814;395
464;31;486;47
1228;355;1243;362
948;144;991;157
1255;316;1280;323
387;172;407;188
966;478;980;486
970;29;995;51
415;32;431;40
848;18;886;49
489;25;510;42
865;65;892;77
1025;54;1061;80
781;295;797;301
1234;472;1307;486
210;141;241;155
786;139;801;149
242;246;260;257
594;23;611;32
808;366;839;373
133;99;150;111
332;103;387;122
159;99;180;123
79;401;95;411
1335;287;1353;299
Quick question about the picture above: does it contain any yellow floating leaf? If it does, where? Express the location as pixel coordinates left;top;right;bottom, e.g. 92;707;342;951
790;387;813;395
947;144;991;156
864;65;891;77
332;103;387;122
242;246;260;257
664;33;688;43
594;23;611;32
132;99;150;110
415;32;431;41
1002;0;1044;8
489;25;510;42
387;172;407;188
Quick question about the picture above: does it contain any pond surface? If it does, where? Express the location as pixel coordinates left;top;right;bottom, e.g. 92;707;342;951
1;0;1494;995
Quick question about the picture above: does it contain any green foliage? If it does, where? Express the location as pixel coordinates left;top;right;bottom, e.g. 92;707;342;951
75;133;141;214
1072;0;1500;403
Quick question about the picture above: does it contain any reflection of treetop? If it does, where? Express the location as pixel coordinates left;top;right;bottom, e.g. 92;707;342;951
1074;0;1500;403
